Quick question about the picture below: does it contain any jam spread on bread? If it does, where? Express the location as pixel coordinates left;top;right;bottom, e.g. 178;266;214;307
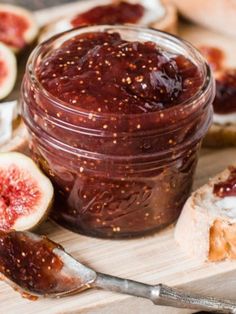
213;167;236;197
71;1;145;27
199;45;236;115
0;12;28;49
213;70;236;114
199;46;225;72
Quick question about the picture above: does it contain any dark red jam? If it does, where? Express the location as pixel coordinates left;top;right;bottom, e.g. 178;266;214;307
37;32;202;114
21;27;214;238
0;231;65;296
0;12;28;49
213;69;236;114
199;46;225;72
71;1;144;27
213;167;236;197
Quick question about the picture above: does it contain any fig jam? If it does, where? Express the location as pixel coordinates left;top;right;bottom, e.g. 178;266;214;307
213;167;236;197
37;32;201;114
0;12;28;49
0;231;64;295
71;1;144;27
21;26;214;238
213;70;236;114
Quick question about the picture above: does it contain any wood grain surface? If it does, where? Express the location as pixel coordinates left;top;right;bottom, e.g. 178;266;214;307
2;3;236;314
2;148;236;314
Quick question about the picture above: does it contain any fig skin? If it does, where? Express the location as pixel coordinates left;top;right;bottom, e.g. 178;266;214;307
0;42;17;100
0;152;54;231
0;4;39;53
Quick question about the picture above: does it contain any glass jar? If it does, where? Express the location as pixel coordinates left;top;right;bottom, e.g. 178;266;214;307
21;25;215;238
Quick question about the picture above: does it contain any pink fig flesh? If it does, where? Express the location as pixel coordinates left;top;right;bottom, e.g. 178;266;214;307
0;153;54;231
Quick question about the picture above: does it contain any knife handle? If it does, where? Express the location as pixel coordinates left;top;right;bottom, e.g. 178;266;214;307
94;273;236;313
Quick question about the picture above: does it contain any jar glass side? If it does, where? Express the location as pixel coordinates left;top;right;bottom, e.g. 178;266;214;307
20;25;215;238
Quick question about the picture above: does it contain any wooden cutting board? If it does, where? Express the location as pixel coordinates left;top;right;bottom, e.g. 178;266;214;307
2;3;236;314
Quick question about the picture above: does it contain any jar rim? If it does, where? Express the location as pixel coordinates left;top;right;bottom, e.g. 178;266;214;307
26;24;213;120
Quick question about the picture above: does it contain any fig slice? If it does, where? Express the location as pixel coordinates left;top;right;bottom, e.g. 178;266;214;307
0;42;17;100
0;152;54;231
0;4;39;52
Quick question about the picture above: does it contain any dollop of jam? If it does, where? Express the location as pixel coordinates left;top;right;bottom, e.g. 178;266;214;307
199;45;225;72
213;69;236;114
37;32;202;114
71;1;145;27
0;231;64;296
0;12;28;49
213;167;236;197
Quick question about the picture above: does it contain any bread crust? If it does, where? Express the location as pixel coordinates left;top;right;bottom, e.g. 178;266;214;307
203;123;236;148
174;166;234;262
151;1;177;34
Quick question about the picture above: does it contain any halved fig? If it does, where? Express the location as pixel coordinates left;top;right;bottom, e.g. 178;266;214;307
0;42;17;100
0;152;54;231
0;4;39;52
39;0;177;43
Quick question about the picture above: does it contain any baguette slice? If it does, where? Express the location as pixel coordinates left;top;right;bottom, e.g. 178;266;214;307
0;119;29;153
170;0;236;38
0;101;28;153
175;165;236;262
39;0;177;43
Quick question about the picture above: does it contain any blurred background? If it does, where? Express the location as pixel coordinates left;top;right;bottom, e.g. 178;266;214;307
0;0;76;10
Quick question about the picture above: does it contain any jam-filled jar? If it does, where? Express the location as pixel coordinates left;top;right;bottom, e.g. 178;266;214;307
21;25;215;238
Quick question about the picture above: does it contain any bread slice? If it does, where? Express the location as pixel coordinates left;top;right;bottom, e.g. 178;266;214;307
179;24;236;147
203;124;236;148
170;0;236;38
0;119;29;153
175;165;236;262
38;0;177;43
0;101;28;153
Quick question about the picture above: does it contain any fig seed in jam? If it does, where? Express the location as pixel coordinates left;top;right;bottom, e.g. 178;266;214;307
0;231;86;298
37;32;202;114
0;231;64;295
